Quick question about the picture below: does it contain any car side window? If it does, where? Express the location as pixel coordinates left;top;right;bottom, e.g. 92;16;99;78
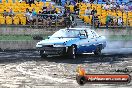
87;31;93;39
91;31;99;38
79;30;87;37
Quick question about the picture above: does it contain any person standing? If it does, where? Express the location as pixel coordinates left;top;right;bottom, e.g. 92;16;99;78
106;14;111;29
91;7;97;15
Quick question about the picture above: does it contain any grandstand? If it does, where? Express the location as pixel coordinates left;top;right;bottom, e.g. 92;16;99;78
0;1;54;25
0;0;131;28
74;0;132;27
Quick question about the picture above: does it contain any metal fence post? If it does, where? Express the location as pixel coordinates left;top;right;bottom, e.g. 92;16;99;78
92;15;94;29
36;16;38;28
126;11;128;30
55;14;57;30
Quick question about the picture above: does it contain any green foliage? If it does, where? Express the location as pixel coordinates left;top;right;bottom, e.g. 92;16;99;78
0;35;48;41
107;35;132;40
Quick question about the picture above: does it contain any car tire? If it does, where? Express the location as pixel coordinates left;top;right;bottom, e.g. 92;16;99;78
40;50;47;58
68;45;76;59
94;46;102;55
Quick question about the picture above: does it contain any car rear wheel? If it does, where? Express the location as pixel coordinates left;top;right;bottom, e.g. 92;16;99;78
94;46;102;55
68;45;76;59
40;50;47;58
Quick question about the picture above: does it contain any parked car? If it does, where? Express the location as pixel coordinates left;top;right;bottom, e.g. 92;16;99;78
36;28;106;58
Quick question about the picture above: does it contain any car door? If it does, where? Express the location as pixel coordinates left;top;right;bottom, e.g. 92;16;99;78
85;30;98;52
77;30;89;53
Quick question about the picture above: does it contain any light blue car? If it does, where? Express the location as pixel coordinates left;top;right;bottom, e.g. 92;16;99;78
36;28;106;58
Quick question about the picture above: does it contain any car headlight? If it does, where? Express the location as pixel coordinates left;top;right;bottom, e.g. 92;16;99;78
36;44;43;47
53;44;65;47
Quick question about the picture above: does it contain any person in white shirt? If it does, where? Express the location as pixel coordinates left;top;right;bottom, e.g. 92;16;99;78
25;9;33;23
103;3;110;10
110;2;116;10
85;7;91;15
118;17;123;26
119;3;125;11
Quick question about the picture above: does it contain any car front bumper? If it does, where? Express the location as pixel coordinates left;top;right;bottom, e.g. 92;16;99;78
36;46;67;55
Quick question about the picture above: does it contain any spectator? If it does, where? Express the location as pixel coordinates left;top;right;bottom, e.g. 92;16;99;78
116;3;120;10
91;13;100;28
57;0;61;6
94;14;100;28
103;3;110;10
32;8;37;16
85;7;91;15
70;0;76;6
117;17;123;26
65;6;70;14
51;8;57;14
43;17;47;28
32;8;37;23
46;16;52;28
109;0;114;3
110;2;116;10
46;6;51;14
106;14;111;29
28;0;35;6
37;11;43;22
124;4;129;11
64;13;71;28
25;8;30;21
59;16;65;26
58;10;63;16
74;3;79;15
8;8;15;17
91;7;97;15
119;3;125;11
48;3;52;12
3;10;8;17
90;0;95;3
112;17;117;27
27;11;33;24
42;7;47;14
69;14;75;27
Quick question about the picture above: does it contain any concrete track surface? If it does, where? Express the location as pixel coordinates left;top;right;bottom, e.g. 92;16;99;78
0;41;132;88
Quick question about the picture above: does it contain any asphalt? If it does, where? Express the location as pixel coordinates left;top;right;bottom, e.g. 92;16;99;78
0;49;132;88
0;39;132;88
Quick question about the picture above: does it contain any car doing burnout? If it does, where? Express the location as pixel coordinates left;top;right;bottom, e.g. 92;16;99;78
36;28;106;58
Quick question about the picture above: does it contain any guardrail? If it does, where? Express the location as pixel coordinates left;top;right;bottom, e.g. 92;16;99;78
0;11;131;29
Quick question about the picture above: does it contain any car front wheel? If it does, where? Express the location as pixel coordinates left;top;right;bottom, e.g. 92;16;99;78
68;45;76;59
40;50;47;58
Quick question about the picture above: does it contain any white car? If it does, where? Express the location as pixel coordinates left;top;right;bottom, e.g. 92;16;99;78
36;28;106;58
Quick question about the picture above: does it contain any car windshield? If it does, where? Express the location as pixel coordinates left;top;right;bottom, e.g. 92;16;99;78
50;29;80;38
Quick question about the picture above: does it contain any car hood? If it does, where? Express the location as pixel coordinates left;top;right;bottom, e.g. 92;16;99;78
37;38;79;45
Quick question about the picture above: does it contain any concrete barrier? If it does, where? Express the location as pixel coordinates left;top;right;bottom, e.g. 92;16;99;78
0;27;132;35
0;40;132;50
0;40;39;50
0;27;131;50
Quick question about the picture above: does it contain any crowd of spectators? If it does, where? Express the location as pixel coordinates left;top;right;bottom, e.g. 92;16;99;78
1;0;131;28
102;2;125;28
103;2;127;11
3;9;15;17
81;1;128;28
24;2;75;27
